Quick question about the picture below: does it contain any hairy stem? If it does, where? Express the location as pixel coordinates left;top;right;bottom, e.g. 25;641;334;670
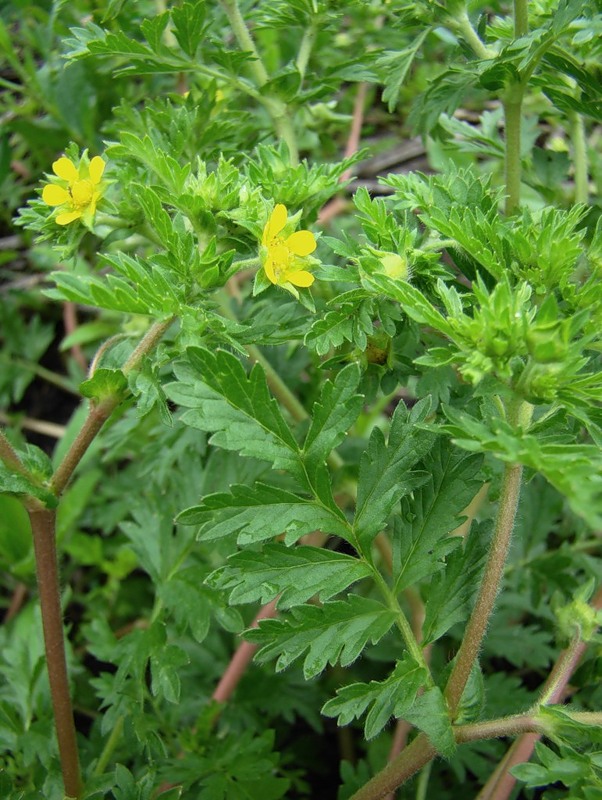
350;734;436;800
30;509;82;799
514;0;529;38
51;317;174;496
350;714;545;800
212;599;279;704
435;401;532;786
296;21;317;80
452;11;496;59
444;422;528;716
219;0;269;85
478;586;602;800
218;0;299;164
503;95;524;215
570;112;588;205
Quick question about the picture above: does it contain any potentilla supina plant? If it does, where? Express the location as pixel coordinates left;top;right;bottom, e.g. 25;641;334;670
42;153;106;226
260;204;317;292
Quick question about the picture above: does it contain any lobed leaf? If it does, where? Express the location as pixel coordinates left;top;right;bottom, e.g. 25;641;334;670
177;482;349;545
166;348;303;479
353;397;436;546
208;544;372;609
246;595;396;678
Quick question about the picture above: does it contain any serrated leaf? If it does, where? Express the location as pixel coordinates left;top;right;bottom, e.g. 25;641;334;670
441;407;602;529
150;643;189;704
322;653;427;739
303;363;363;483
247;595;396;678
354;397;436;546
165;348;302;479
208;543;372;609
177;482;349;545
394;442;483;592
378;31;430;112
362;273;454;336
422;522;488;644
158;567;212;643
171;2;209;56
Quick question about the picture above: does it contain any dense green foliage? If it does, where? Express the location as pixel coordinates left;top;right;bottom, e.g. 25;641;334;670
1;1;601;799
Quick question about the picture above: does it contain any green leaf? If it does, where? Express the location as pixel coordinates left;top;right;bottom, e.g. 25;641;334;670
362;272;454;336
150;644;189;704
0;446;57;509
207;543;373;608
0;496;32;574
79;368;128;403
354;397;435;546
170;2;209;57
177;482;349;545
377;30;431;112
158;566;213;643
403;686;456;758
441;407;602;529
394;442;483;592
303;363;363;483
422;522;488;644
166;348;302;479
322;653;427;739
246;596;397;678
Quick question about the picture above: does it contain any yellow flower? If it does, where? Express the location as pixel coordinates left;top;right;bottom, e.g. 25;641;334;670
42;154;106;226
261;204;317;289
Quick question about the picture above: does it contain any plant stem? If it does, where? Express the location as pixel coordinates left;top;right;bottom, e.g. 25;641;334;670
296;22;317;80
350;714;545;800
415;760;432;800
373;571;430;676
93;715;125;777
219;0;269;85
477;585;602;800
218;0;299;164
51;317;174;496
0;353;80;396
30;508;82;799
503;94;524;215
570;111;588;205
444;437;528;715
50;397;119;497
514;0;529;38
452;12;496;60
351;734;436;800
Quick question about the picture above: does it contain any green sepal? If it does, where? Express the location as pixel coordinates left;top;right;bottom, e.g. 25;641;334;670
80;368;128;403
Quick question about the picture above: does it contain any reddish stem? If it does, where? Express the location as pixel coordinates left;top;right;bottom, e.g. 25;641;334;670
477;585;602;800
30;509;82;798
63;302;87;372
212;599;279;703
319;82;368;225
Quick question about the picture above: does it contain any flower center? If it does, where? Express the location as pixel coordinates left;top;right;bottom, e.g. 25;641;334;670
70;179;94;208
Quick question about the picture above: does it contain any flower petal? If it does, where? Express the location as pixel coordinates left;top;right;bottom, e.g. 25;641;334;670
55;209;82;225
263;203;287;245
42;184;70;206
263;256;277;284
286;269;315;287
89;156;106;184
285;230;316;257
52;157;79;182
